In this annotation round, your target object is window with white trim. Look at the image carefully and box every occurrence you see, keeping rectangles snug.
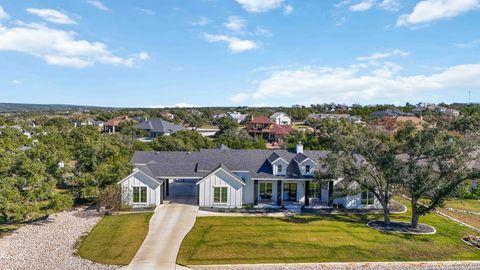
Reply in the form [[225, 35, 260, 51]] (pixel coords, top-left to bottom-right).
[[361, 191, 375, 205], [133, 186, 147, 203], [214, 187, 228, 203], [305, 164, 311, 173], [277, 164, 283, 173], [259, 182, 273, 201]]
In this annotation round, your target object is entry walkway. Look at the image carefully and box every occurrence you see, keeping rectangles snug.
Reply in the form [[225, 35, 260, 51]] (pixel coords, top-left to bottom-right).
[[126, 181, 199, 270]]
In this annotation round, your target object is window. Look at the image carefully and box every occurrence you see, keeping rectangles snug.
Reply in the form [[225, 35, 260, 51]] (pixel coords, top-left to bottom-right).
[[305, 165, 311, 173], [214, 187, 228, 204], [309, 181, 321, 198], [361, 191, 375, 205], [259, 182, 273, 201], [277, 164, 282, 173], [133, 187, 147, 203]]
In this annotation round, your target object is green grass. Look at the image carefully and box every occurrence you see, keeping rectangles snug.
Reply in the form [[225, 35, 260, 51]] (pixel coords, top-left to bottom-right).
[[77, 213, 153, 265], [445, 199, 480, 212], [0, 224, 20, 239], [178, 201, 480, 265]]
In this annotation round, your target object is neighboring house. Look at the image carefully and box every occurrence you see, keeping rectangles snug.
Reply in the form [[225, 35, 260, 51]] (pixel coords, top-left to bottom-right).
[[414, 103, 460, 117], [439, 107, 460, 117], [228, 111, 248, 123], [160, 111, 175, 120], [369, 116, 429, 133], [187, 127, 220, 137], [118, 144, 379, 209], [306, 113, 362, 124], [270, 112, 292, 126], [74, 119, 104, 131], [104, 116, 129, 133], [135, 118, 185, 138], [0, 125, 32, 138], [370, 109, 415, 119], [246, 116, 293, 143], [468, 155, 480, 192], [213, 111, 248, 123], [92, 120, 104, 131]]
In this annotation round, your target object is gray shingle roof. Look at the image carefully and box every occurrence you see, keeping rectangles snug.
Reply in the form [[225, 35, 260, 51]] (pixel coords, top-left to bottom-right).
[[270, 112, 289, 119], [135, 118, 185, 134], [131, 148, 329, 179], [370, 109, 414, 118]]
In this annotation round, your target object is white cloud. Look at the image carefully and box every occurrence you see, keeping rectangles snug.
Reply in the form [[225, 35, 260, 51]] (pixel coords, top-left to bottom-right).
[[283, 4, 294, 15], [397, 0, 480, 27], [356, 50, 409, 61], [454, 40, 480, 48], [136, 8, 155, 15], [349, 0, 375, 12], [138, 52, 150, 60], [203, 33, 259, 53], [378, 0, 401, 11], [231, 93, 251, 103], [192, 16, 209, 26], [256, 27, 273, 37], [231, 62, 480, 104], [0, 22, 147, 68], [235, 0, 284, 13], [26, 8, 77, 25], [223, 16, 246, 32], [11, 79, 20, 84], [87, 0, 109, 12], [0, 5, 9, 20], [335, 0, 352, 8]]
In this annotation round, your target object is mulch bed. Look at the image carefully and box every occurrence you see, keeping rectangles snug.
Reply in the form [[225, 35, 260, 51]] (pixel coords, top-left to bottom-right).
[[462, 235, 480, 249], [367, 220, 436, 234]]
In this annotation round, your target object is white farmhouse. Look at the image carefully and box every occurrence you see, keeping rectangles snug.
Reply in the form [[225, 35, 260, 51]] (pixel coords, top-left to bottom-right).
[[270, 112, 292, 126], [118, 144, 380, 210]]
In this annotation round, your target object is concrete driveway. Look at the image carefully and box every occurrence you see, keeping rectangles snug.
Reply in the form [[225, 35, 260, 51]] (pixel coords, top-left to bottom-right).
[[126, 181, 199, 270]]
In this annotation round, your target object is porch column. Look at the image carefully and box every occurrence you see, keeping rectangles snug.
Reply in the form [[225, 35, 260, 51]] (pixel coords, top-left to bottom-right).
[[166, 179, 170, 197], [277, 180, 282, 206], [253, 180, 258, 205], [304, 181, 310, 206], [160, 183, 164, 204]]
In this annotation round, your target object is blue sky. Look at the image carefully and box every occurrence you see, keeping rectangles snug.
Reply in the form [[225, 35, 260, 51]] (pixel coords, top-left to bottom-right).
[[0, 0, 479, 107]]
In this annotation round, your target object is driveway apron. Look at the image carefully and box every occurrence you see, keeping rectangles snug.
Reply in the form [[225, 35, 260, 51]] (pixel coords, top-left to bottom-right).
[[126, 181, 198, 270]]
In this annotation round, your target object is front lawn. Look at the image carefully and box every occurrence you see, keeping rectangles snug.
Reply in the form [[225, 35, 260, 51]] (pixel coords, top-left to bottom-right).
[[77, 213, 153, 265], [178, 206, 480, 265], [445, 199, 480, 212]]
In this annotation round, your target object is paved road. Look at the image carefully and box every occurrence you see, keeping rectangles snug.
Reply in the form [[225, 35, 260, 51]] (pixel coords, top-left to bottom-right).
[[126, 181, 199, 270]]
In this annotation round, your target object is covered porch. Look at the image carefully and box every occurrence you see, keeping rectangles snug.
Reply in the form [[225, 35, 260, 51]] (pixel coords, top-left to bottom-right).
[[252, 179, 330, 208]]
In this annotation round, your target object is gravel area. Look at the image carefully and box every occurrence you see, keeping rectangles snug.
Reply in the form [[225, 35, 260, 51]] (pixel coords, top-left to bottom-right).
[[0, 209, 120, 270], [191, 261, 480, 270]]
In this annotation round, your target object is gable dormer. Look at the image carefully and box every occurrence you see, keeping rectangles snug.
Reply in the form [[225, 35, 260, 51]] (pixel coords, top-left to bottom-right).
[[293, 152, 318, 176], [267, 152, 288, 176]]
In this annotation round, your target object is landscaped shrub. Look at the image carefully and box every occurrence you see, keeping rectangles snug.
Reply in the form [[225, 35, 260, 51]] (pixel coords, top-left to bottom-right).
[[463, 235, 480, 248], [98, 185, 122, 213], [48, 192, 74, 212]]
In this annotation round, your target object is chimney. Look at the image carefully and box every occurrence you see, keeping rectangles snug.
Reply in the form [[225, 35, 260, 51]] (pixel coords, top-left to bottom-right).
[[296, 142, 303, 154]]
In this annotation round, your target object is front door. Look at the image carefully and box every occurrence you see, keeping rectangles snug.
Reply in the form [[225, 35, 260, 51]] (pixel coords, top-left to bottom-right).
[[283, 183, 297, 201]]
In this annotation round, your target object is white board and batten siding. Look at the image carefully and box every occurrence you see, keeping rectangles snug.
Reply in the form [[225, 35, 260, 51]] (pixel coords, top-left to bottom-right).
[[198, 170, 243, 208], [119, 170, 162, 208]]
